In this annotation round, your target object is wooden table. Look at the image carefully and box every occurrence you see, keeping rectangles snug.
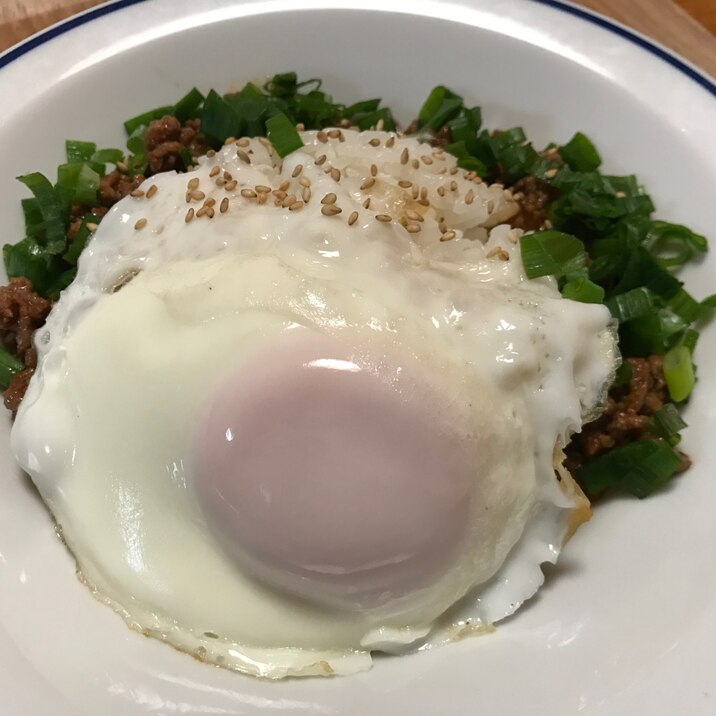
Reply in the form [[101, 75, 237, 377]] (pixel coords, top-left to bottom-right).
[[1, 0, 715, 78]]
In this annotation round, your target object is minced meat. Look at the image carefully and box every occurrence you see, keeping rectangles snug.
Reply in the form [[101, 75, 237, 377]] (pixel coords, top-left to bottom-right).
[[145, 115, 204, 174], [507, 176, 556, 232]]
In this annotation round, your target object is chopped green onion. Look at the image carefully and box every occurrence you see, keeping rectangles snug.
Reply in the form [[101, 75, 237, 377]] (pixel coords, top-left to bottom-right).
[[3, 238, 66, 297], [663, 345, 695, 402], [354, 108, 395, 131], [0, 347, 24, 390], [606, 287, 654, 322], [559, 132, 601, 172], [561, 276, 605, 303], [266, 112, 303, 157], [417, 85, 463, 131], [700, 294, 716, 309], [16, 173, 67, 254], [612, 360, 633, 386], [65, 140, 97, 164], [646, 403, 687, 444], [577, 439, 683, 498], [200, 90, 240, 146], [519, 230, 587, 280], [173, 87, 204, 122], [90, 148, 124, 165], [57, 163, 100, 206]]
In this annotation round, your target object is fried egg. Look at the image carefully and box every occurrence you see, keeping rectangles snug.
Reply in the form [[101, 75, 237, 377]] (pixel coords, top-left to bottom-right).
[[11, 130, 617, 678]]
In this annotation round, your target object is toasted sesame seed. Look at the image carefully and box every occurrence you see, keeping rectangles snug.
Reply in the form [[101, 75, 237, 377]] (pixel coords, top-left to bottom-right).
[[412, 159, 420, 170], [321, 204, 342, 216], [190, 190, 205, 201], [438, 222, 447, 233], [615, 190, 626, 198], [421, 155, 433, 165], [544, 219, 554, 229], [86, 222, 98, 231], [215, 178, 226, 187], [273, 190, 287, 200], [486, 199, 494, 212], [116, 161, 128, 173], [185, 208, 195, 223], [450, 180, 458, 191], [363, 197, 371, 209], [417, 198, 431, 207], [348, 211, 359, 226], [241, 188, 257, 199], [196, 206, 209, 218], [188, 177, 200, 190], [385, 135, 396, 148], [204, 198, 216, 208], [206, 150, 216, 158], [225, 137, 237, 145], [279, 180, 290, 192], [465, 189, 475, 205], [400, 148, 409, 165], [375, 214, 392, 223], [331, 168, 341, 182], [134, 218, 147, 230], [259, 137, 273, 149], [237, 137, 250, 147], [292, 164, 303, 178], [220, 197, 229, 213], [289, 201, 304, 211], [274, 199, 282, 207], [370, 164, 378, 177], [375, 118, 385, 131], [295, 122, 305, 131], [432, 148, 445, 157], [360, 177, 375, 190], [449, 167, 458, 175], [398, 180, 413, 188], [255, 185, 271, 194], [224, 171, 233, 181], [282, 194, 297, 208], [257, 193, 267, 205], [406, 222, 421, 233], [406, 209, 423, 222], [130, 189, 145, 198], [209, 166, 221, 177], [302, 187, 311, 202], [504, 189, 514, 200], [369, 138, 381, 147], [146, 184, 158, 198], [317, 131, 329, 144], [339, 118, 351, 128], [420, 187, 428, 200], [225, 180, 238, 191], [321, 192, 337, 205], [493, 183, 504, 190], [237, 149, 251, 164], [441, 230, 456, 241], [327, 129, 342, 139], [437, 186, 446, 197]]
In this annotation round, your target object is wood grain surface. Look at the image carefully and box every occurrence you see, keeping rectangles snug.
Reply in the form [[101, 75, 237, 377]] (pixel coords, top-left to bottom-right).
[[1, 0, 715, 77]]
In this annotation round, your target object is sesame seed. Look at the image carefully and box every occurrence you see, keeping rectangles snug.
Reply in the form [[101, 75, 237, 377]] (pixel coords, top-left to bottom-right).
[[86, 222, 98, 231], [220, 197, 229, 213], [204, 198, 216, 208], [441, 230, 456, 241], [292, 164, 303, 178], [130, 189, 145, 198], [273, 190, 287, 200], [224, 171, 233, 181], [400, 148, 409, 165], [340, 118, 351, 128], [321, 204, 342, 216], [370, 164, 378, 177], [225, 180, 238, 191], [237, 149, 251, 164], [289, 201, 304, 211], [185, 208, 195, 223], [420, 187, 428, 200], [116, 161, 128, 173], [188, 177, 200, 190], [375, 214, 392, 223], [274, 199, 282, 206], [615, 190, 626, 198], [206, 150, 216, 158], [465, 189, 475, 205], [385, 135, 396, 148], [421, 155, 433, 165], [257, 194, 267, 205], [282, 194, 297, 208], [259, 137, 273, 149], [196, 206, 209, 218], [317, 131, 329, 144], [437, 186, 446, 197], [398, 180, 413, 188], [369, 138, 381, 147], [327, 129, 342, 139], [544, 219, 554, 229], [331, 168, 341, 182], [321, 193, 337, 205], [449, 167, 458, 175], [363, 197, 371, 209], [255, 185, 271, 194], [450, 180, 458, 191], [487, 247, 510, 261], [209, 166, 221, 177], [504, 189, 514, 200], [215, 178, 225, 187], [406, 223, 421, 233], [486, 199, 494, 212], [406, 209, 423, 222], [146, 184, 158, 198], [348, 211, 359, 226], [134, 218, 147, 230], [295, 122, 305, 131], [190, 190, 205, 201], [237, 138, 250, 147], [375, 119, 385, 131], [302, 187, 311, 202], [360, 177, 375, 190], [279, 180, 290, 192], [241, 188, 257, 199], [412, 159, 420, 169], [225, 137, 237, 145], [418, 198, 430, 207], [411, 185, 419, 200]]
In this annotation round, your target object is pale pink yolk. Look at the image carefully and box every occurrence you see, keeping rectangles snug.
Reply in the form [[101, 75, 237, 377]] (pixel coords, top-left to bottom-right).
[[193, 331, 474, 610]]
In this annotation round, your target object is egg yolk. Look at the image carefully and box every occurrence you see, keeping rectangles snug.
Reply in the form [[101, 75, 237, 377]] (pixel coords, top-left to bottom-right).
[[193, 331, 474, 611]]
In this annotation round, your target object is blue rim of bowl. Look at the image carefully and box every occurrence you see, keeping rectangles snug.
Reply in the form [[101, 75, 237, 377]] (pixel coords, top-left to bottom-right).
[[0, 0, 714, 99]]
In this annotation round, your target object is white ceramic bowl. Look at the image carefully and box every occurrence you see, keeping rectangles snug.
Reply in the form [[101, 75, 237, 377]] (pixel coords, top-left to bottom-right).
[[0, 2, 714, 714]]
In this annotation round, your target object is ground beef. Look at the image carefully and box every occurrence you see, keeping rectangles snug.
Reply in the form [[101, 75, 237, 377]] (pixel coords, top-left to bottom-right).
[[0, 278, 52, 413], [67, 205, 108, 241], [564, 356, 691, 475], [98, 170, 145, 207], [144, 115, 204, 175], [507, 176, 556, 231]]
